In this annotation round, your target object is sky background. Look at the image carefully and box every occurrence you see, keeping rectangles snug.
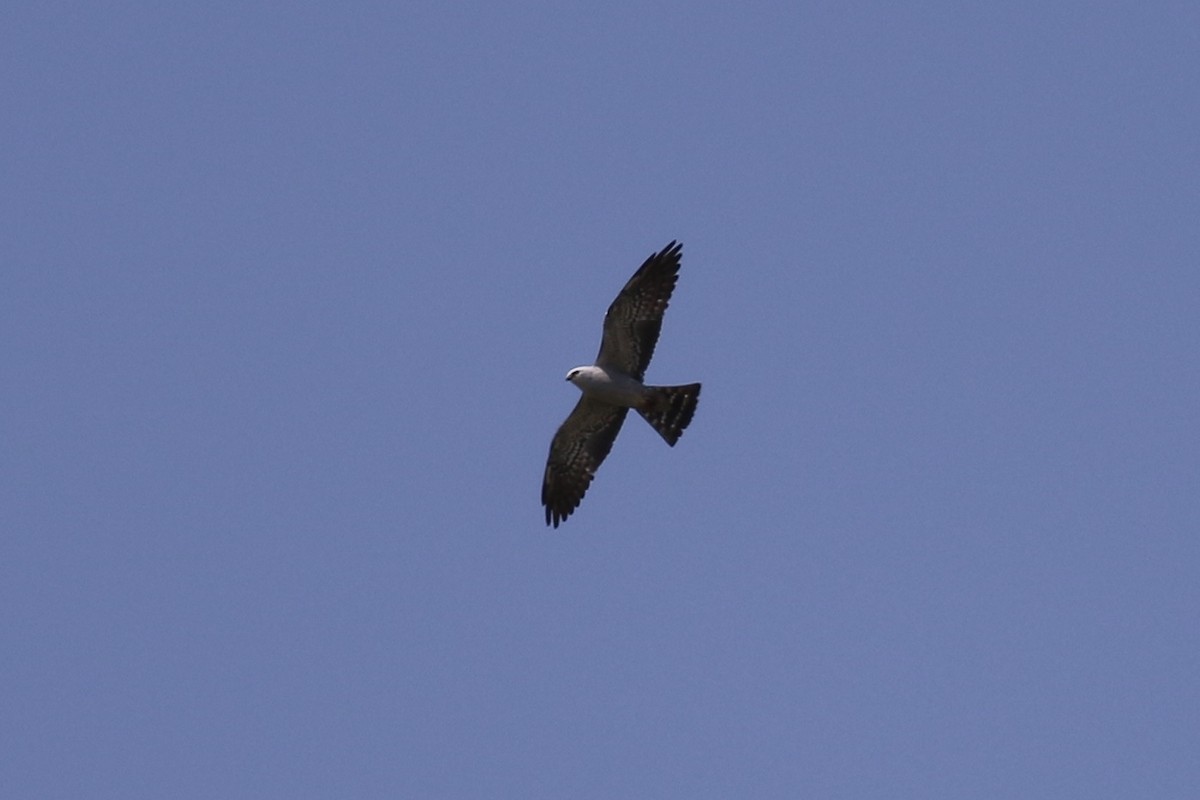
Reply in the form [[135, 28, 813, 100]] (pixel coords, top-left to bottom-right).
[[3, 2, 1198, 797]]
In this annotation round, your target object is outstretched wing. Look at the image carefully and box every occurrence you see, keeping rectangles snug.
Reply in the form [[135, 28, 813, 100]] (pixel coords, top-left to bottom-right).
[[542, 397, 629, 528], [595, 241, 683, 380]]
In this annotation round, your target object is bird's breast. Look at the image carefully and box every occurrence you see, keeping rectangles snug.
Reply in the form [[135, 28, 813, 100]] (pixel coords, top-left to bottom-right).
[[573, 368, 645, 407]]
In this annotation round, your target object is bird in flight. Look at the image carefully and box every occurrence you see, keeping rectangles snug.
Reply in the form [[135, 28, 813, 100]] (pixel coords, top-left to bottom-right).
[[541, 241, 701, 528]]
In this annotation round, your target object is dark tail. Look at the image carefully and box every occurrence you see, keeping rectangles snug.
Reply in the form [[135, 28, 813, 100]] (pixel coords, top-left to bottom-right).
[[638, 383, 701, 446]]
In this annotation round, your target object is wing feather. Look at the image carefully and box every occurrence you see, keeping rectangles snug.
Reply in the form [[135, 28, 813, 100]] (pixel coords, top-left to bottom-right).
[[595, 241, 683, 380], [542, 397, 629, 528]]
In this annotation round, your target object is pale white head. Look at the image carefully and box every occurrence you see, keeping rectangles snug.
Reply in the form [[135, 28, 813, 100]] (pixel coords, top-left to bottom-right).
[[565, 365, 610, 390]]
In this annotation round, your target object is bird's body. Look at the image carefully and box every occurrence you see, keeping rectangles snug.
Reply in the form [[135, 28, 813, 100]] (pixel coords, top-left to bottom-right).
[[565, 365, 650, 407], [542, 241, 701, 528]]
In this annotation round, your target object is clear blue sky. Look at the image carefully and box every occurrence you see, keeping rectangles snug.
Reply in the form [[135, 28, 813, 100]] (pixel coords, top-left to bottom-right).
[[3, 3, 1197, 797]]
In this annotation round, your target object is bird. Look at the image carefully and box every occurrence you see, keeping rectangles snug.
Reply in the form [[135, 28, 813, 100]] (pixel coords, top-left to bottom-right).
[[541, 241, 701, 528]]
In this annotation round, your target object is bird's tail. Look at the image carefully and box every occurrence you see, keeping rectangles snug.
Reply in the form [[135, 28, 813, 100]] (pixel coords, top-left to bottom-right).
[[638, 383, 701, 446]]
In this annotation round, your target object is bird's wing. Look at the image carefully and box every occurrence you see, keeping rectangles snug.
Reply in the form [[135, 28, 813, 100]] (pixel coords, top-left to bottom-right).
[[542, 396, 629, 528], [595, 241, 683, 380]]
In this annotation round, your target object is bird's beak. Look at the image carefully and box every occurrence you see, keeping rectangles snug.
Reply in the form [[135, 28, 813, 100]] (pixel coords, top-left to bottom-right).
[[565, 375, 572, 381]]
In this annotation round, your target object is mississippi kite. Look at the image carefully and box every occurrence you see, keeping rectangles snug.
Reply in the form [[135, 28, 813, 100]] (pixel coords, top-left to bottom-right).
[[541, 241, 701, 528]]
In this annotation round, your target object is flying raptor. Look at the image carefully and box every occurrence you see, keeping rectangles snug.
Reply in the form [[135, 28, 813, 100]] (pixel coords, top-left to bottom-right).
[[542, 241, 701, 528]]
